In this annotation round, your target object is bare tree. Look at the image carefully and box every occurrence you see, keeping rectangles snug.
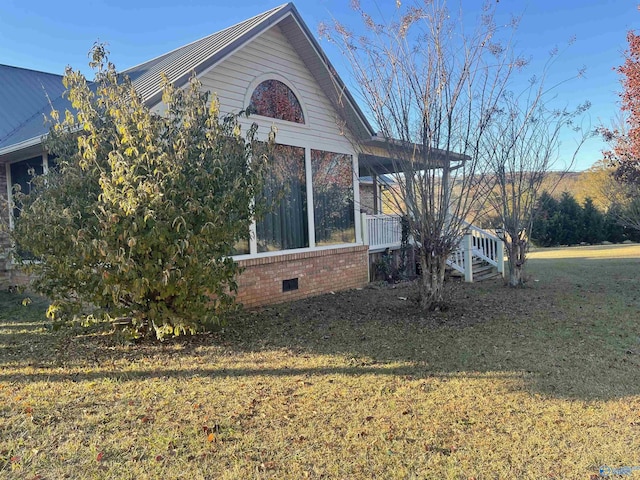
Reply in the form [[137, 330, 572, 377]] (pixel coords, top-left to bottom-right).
[[484, 89, 589, 286], [322, 0, 528, 309]]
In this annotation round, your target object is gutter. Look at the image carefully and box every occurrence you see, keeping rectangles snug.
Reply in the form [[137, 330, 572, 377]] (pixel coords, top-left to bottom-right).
[[0, 135, 45, 157]]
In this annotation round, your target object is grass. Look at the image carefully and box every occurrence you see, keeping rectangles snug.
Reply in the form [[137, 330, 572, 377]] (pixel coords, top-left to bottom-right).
[[1, 244, 640, 479]]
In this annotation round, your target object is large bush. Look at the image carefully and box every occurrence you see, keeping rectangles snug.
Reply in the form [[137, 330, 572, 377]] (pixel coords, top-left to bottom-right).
[[12, 46, 272, 339]]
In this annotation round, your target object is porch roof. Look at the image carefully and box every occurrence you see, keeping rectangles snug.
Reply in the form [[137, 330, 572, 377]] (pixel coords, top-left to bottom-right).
[[358, 136, 470, 176]]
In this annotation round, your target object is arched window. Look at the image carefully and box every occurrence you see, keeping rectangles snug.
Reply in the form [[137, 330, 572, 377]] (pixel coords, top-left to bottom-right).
[[249, 79, 305, 123]]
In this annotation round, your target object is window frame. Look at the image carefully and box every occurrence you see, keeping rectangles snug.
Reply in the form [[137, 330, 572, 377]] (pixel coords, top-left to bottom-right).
[[311, 149, 356, 247], [232, 138, 361, 261], [244, 73, 309, 129]]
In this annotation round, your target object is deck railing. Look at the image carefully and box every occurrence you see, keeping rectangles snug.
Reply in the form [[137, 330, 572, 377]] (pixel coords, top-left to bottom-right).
[[361, 213, 402, 251], [362, 213, 504, 282]]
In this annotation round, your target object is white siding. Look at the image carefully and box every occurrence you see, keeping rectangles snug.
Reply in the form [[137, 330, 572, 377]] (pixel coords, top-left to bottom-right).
[[198, 25, 356, 155]]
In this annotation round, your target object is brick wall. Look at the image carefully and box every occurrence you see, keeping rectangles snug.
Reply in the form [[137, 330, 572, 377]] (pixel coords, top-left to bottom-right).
[[235, 245, 369, 308], [359, 184, 375, 214]]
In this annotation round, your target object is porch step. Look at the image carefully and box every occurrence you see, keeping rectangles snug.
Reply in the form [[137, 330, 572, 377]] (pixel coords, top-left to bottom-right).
[[473, 266, 502, 281], [448, 259, 501, 282]]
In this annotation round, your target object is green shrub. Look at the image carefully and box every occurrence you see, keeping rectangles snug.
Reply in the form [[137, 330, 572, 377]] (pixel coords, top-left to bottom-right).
[[12, 45, 272, 339]]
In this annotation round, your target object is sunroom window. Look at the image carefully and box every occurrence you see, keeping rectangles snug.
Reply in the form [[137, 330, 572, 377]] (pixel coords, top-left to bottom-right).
[[256, 144, 308, 252], [311, 150, 355, 245]]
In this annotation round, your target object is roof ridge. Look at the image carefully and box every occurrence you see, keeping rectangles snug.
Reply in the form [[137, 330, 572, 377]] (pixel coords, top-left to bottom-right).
[[0, 63, 63, 78], [122, 3, 290, 75], [124, 2, 295, 105]]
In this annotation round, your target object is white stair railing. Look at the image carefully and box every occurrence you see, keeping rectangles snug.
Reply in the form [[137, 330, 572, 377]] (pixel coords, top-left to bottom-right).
[[447, 222, 504, 282]]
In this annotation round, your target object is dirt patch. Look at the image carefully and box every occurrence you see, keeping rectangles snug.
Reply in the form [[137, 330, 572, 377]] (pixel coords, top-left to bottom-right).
[[255, 276, 551, 330]]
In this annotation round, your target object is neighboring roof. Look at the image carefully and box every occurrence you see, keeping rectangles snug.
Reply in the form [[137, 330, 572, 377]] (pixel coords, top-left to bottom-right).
[[0, 65, 66, 150], [359, 174, 396, 186]]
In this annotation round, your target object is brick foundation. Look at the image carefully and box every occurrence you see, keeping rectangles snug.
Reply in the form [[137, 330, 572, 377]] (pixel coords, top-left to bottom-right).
[[235, 245, 369, 308], [0, 215, 371, 306]]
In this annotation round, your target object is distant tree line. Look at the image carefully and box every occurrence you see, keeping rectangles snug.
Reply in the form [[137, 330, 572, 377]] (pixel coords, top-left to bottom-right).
[[530, 191, 640, 247]]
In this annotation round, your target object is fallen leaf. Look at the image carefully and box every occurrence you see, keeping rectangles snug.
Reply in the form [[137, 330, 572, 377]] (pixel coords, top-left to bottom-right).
[[96, 452, 104, 462], [207, 433, 215, 443], [261, 461, 277, 471]]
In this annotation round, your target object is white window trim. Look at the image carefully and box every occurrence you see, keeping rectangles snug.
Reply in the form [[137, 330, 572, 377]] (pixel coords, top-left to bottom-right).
[[242, 142, 361, 259], [232, 241, 361, 262], [305, 146, 316, 249]]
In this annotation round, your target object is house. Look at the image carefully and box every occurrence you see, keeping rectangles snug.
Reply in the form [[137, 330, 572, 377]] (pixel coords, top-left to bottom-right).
[[0, 3, 502, 306]]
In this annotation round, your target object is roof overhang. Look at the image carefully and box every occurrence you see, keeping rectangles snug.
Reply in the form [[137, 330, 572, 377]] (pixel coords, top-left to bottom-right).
[[358, 136, 470, 176], [0, 136, 46, 162]]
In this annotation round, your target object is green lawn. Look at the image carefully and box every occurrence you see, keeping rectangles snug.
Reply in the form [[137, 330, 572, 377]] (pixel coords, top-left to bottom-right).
[[1, 244, 640, 479]]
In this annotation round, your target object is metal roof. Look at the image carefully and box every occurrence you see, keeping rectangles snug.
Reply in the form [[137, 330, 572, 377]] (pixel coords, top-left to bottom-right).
[[0, 65, 66, 149], [1, 2, 376, 156], [123, 4, 291, 106]]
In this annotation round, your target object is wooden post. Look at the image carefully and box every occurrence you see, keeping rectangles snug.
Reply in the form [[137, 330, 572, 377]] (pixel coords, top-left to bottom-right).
[[361, 213, 369, 246], [442, 160, 451, 221], [464, 233, 473, 283]]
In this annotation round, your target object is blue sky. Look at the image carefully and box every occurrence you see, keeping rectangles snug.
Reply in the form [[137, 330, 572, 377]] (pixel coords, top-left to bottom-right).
[[1, 0, 637, 171]]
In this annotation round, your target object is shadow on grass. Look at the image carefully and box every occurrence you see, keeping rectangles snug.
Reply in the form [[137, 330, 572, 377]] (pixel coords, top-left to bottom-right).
[[0, 364, 522, 383], [1, 253, 639, 401]]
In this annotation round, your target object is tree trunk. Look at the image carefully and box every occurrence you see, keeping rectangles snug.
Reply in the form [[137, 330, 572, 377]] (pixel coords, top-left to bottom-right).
[[419, 251, 447, 310], [507, 238, 527, 286]]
